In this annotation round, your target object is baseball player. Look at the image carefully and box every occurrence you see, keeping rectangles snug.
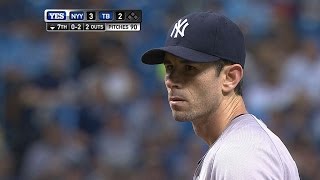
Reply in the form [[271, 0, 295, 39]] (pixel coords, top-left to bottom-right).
[[141, 11, 300, 179]]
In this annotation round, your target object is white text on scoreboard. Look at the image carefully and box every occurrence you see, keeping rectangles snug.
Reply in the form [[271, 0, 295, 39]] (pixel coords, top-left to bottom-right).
[[106, 23, 140, 31], [46, 23, 141, 32], [45, 9, 142, 32]]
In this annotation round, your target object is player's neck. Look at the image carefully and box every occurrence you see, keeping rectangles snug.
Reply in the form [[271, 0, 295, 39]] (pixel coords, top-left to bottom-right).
[[191, 95, 247, 146]]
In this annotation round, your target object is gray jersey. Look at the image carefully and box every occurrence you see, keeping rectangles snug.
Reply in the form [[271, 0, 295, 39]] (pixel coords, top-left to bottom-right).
[[193, 114, 300, 180]]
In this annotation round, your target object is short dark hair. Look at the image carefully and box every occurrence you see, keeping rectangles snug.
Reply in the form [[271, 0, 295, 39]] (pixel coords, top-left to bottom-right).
[[212, 59, 243, 96]]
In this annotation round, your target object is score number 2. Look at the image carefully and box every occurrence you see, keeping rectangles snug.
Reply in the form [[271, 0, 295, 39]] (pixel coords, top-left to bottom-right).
[[116, 11, 125, 20]]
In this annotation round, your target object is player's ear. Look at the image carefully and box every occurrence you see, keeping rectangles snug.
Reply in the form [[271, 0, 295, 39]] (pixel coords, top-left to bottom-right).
[[221, 64, 243, 95]]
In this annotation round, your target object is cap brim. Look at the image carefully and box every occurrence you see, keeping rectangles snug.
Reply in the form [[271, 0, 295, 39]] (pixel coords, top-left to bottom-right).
[[141, 46, 220, 64]]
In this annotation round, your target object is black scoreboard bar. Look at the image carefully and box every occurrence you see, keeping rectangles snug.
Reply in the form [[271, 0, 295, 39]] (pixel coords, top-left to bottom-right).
[[44, 9, 142, 32]]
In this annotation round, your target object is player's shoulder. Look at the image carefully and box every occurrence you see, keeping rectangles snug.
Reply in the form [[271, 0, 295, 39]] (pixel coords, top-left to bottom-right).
[[218, 114, 285, 157], [211, 114, 299, 179], [198, 114, 300, 180], [222, 114, 275, 144]]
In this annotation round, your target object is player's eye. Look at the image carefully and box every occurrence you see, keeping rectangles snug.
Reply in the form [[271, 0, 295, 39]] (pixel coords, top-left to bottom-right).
[[165, 64, 174, 72], [185, 65, 196, 72]]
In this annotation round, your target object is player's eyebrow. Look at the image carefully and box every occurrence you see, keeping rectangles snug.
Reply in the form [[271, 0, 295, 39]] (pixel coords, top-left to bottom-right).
[[163, 59, 169, 64], [163, 58, 172, 64]]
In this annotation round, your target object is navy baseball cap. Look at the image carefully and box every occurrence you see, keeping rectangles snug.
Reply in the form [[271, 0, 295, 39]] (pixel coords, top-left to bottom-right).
[[141, 11, 246, 67]]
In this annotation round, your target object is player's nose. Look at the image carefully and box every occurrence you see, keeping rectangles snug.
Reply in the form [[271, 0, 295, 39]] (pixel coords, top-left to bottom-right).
[[165, 71, 182, 89]]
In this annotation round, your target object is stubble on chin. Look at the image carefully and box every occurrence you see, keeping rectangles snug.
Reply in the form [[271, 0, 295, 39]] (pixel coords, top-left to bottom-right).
[[171, 110, 195, 122]]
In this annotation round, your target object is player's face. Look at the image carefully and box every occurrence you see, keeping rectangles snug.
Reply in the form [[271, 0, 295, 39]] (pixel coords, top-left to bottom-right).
[[164, 53, 223, 122]]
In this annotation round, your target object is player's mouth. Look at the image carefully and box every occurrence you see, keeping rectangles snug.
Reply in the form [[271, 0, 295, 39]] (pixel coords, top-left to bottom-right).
[[168, 96, 187, 107]]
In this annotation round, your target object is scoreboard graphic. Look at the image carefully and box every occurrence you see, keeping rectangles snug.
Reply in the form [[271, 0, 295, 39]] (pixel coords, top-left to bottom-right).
[[44, 9, 142, 32]]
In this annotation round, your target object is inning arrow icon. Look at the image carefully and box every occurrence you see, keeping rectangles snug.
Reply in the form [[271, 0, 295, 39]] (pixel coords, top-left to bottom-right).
[[50, 26, 55, 30]]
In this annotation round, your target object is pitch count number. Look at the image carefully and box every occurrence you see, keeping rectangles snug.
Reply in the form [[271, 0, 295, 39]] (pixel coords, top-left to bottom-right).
[[130, 24, 138, 30]]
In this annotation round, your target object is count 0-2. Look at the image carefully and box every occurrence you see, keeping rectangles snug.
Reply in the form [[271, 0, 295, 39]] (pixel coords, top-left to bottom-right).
[[70, 23, 83, 30]]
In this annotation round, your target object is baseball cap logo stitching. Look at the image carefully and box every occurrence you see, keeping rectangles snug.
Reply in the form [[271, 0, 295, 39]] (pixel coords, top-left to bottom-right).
[[170, 18, 189, 38]]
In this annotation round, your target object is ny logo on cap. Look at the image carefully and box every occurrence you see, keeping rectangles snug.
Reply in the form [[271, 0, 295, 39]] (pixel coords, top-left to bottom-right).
[[170, 18, 189, 38]]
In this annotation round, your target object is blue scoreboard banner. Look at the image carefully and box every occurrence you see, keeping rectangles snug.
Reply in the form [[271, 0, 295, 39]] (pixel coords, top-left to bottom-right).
[[44, 9, 142, 32]]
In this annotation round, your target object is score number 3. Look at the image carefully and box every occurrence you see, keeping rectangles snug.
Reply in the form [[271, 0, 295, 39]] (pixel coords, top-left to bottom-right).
[[86, 11, 96, 20]]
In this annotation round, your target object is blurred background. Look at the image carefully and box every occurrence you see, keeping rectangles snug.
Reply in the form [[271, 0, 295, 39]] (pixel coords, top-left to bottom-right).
[[0, 0, 319, 179]]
